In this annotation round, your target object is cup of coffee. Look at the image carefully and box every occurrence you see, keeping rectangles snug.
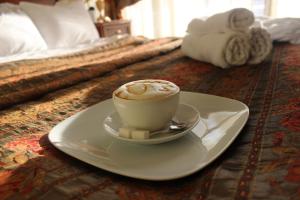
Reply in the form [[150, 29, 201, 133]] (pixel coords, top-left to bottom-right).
[[112, 79, 180, 132]]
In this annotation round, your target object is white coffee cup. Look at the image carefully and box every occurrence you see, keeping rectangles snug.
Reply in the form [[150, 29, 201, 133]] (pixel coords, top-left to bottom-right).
[[112, 79, 180, 132]]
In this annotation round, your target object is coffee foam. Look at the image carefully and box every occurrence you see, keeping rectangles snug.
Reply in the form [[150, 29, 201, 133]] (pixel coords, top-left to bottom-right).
[[114, 80, 179, 100]]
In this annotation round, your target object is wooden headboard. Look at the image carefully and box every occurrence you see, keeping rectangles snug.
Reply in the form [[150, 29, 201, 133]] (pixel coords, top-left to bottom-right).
[[0, 0, 56, 5]]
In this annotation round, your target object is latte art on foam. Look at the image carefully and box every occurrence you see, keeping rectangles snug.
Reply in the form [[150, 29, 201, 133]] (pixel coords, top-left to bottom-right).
[[114, 80, 179, 100]]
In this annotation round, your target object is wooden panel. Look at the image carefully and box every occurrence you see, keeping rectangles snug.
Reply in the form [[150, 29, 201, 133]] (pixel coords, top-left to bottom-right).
[[95, 20, 131, 37], [0, 0, 56, 5]]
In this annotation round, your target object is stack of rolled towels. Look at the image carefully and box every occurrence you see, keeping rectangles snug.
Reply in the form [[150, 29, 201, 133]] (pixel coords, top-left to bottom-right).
[[181, 8, 272, 68]]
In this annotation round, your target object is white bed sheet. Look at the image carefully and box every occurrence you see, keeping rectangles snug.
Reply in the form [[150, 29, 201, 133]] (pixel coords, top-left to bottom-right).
[[0, 35, 127, 64], [254, 17, 300, 44]]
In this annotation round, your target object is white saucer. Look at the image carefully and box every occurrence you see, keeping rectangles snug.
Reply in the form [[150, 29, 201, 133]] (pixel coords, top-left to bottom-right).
[[103, 104, 201, 144], [48, 91, 249, 181]]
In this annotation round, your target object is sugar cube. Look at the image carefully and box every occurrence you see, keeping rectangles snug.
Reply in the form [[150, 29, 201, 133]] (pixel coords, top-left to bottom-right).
[[118, 127, 132, 138], [131, 130, 150, 139]]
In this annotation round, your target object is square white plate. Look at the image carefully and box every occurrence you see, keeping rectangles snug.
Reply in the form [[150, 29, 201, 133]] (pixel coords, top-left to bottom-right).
[[48, 91, 249, 181]]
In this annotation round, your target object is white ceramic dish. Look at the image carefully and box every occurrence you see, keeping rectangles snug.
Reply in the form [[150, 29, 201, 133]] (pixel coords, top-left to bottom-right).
[[48, 91, 249, 181], [103, 103, 201, 144]]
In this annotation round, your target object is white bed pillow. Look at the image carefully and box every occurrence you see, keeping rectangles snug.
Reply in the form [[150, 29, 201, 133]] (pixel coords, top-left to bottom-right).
[[0, 3, 47, 57], [20, 0, 100, 49]]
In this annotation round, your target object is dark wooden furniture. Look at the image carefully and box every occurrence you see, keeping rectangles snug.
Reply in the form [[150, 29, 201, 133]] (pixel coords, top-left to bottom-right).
[[95, 20, 131, 37]]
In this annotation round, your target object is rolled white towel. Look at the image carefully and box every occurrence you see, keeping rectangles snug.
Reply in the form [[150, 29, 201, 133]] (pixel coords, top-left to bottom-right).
[[248, 27, 272, 64], [187, 8, 255, 36], [181, 32, 250, 68], [187, 18, 206, 36]]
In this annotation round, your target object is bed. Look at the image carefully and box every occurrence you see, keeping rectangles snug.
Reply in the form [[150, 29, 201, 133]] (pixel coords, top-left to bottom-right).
[[0, 0, 300, 199]]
